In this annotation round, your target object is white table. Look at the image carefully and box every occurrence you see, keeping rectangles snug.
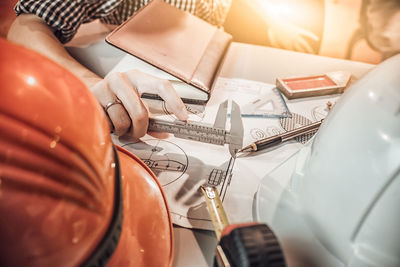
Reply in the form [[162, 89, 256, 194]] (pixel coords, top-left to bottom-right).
[[171, 43, 373, 267], [67, 36, 373, 266]]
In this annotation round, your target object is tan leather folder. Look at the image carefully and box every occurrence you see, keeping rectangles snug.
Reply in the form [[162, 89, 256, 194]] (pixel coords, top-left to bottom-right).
[[105, 0, 232, 104]]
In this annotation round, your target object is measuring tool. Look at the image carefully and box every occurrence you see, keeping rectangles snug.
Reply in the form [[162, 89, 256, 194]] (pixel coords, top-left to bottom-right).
[[240, 87, 291, 118], [201, 185, 230, 240], [214, 78, 291, 118], [200, 185, 287, 267], [148, 100, 244, 157]]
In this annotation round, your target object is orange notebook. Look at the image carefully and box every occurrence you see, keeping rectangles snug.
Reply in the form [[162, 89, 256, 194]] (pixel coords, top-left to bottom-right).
[[106, 0, 232, 104]]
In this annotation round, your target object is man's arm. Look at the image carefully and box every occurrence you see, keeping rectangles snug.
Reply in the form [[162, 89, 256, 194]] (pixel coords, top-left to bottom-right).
[[8, 14, 102, 88], [242, 0, 320, 54], [7, 14, 188, 138]]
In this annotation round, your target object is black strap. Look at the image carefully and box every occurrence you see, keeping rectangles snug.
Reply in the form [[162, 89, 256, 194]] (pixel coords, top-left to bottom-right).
[[81, 146, 123, 267]]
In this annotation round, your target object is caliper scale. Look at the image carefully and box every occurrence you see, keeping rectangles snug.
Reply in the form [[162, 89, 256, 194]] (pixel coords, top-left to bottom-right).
[[148, 100, 244, 157]]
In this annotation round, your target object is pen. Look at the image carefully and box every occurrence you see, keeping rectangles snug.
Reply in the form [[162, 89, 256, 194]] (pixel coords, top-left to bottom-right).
[[238, 119, 323, 153]]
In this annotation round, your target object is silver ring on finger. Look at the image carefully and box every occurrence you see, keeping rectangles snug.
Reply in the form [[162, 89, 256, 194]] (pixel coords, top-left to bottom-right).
[[104, 98, 122, 112]]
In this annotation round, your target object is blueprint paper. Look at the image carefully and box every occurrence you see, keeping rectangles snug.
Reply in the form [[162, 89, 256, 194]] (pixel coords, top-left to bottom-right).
[[113, 77, 340, 230]]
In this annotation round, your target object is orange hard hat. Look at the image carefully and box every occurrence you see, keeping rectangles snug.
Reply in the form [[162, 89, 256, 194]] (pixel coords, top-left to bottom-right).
[[0, 38, 173, 267]]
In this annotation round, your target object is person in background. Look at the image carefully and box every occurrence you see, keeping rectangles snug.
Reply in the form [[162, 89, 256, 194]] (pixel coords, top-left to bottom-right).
[[363, 0, 400, 60], [346, 0, 400, 61], [7, 0, 232, 140], [223, 0, 324, 54]]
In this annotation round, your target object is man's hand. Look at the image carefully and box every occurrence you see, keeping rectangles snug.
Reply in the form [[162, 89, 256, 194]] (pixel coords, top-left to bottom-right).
[[247, 0, 320, 54], [267, 20, 320, 54], [8, 15, 187, 140], [91, 70, 188, 139]]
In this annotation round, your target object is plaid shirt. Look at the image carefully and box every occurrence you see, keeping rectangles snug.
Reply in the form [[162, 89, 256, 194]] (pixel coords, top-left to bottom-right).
[[15, 0, 231, 43]]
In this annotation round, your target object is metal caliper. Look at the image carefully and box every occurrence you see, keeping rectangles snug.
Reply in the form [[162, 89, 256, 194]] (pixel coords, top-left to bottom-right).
[[148, 100, 244, 158]]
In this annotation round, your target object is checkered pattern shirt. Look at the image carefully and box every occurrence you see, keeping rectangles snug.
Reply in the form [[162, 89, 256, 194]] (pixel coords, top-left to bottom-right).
[[15, 0, 231, 43]]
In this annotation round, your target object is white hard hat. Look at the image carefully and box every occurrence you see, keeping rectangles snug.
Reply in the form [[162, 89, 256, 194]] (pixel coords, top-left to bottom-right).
[[254, 54, 400, 267]]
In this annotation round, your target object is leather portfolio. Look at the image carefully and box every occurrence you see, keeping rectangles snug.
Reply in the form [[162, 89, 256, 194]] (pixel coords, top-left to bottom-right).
[[105, 0, 232, 104]]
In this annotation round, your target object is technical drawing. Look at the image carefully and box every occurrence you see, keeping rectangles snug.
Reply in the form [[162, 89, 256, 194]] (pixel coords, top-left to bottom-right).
[[249, 126, 283, 142], [111, 78, 333, 230], [208, 168, 226, 186], [265, 126, 283, 137], [250, 128, 267, 140], [120, 137, 236, 229], [122, 138, 188, 186]]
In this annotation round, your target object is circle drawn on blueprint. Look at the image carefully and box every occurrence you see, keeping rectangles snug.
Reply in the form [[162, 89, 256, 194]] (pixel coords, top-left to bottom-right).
[[250, 128, 267, 140], [280, 113, 316, 144], [122, 138, 188, 186], [265, 126, 283, 137]]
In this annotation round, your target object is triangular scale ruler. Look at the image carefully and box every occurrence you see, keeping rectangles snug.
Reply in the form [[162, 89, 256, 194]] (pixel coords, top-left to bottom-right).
[[214, 78, 291, 118], [241, 87, 291, 118]]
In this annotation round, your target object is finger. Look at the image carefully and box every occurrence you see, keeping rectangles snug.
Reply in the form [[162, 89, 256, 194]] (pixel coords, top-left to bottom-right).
[[91, 79, 131, 136], [125, 70, 188, 121], [104, 112, 114, 132], [159, 80, 188, 121], [267, 29, 278, 47], [298, 28, 320, 42], [118, 134, 140, 144], [268, 30, 287, 49], [294, 37, 315, 54], [107, 72, 149, 138], [148, 131, 170, 139], [105, 100, 132, 136]]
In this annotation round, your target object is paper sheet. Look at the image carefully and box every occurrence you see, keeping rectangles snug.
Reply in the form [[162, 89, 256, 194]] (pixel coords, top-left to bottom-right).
[[113, 77, 340, 230]]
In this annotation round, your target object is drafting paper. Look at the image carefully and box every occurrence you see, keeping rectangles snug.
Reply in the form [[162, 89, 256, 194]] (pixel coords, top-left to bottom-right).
[[113, 77, 340, 230]]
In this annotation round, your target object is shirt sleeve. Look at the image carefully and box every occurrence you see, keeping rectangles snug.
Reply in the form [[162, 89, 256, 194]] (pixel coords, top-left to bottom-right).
[[194, 0, 232, 27], [14, 0, 122, 43]]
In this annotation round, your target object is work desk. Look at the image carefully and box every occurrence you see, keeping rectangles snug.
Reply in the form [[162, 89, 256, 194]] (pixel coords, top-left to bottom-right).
[[171, 43, 373, 267], [67, 35, 374, 266]]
